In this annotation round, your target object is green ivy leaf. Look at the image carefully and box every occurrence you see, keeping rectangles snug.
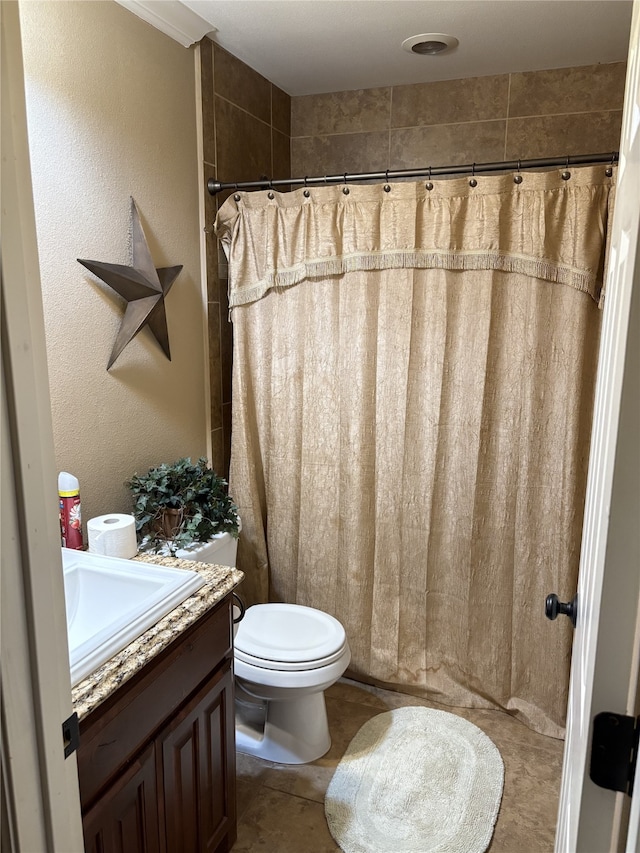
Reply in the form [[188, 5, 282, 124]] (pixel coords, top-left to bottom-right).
[[125, 457, 239, 551]]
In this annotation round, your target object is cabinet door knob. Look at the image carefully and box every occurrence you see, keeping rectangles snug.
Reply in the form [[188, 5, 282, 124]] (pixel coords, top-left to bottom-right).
[[545, 593, 578, 628]]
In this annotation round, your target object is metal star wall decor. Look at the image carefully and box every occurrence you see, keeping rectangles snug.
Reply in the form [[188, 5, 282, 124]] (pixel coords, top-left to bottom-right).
[[78, 198, 182, 370]]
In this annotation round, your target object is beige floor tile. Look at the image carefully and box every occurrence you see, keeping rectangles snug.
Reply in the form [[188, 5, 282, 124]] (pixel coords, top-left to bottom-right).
[[490, 748, 561, 851], [236, 780, 262, 823], [331, 678, 563, 759], [236, 750, 277, 785], [232, 787, 340, 852], [326, 677, 413, 708], [234, 677, 562, 852], [327, 676, 452, 712]]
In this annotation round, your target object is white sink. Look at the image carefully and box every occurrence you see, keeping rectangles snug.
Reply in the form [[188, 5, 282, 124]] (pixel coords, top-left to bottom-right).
[[62, 548, 204, 686]]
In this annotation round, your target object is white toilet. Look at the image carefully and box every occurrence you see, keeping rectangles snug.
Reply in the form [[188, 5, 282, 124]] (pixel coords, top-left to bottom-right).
[[233, 603, 351, 764]]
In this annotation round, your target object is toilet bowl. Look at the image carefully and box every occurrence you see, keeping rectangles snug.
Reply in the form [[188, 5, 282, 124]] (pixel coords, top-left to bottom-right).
[[233, 603, 351, 764]]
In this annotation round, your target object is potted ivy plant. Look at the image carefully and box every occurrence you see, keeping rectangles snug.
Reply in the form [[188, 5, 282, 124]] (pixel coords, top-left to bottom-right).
[[126, 457, 239, 555]]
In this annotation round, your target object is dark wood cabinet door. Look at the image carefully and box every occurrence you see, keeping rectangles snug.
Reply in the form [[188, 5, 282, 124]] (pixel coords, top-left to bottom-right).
[[83, 743, 160, 853], [159, 661, 236, 853], [78, 597, 232, 811]]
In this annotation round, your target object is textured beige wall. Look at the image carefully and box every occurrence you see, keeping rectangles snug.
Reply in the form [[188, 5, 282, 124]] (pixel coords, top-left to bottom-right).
[[20, 1, 207, 531], [291, 63, 626, 176]]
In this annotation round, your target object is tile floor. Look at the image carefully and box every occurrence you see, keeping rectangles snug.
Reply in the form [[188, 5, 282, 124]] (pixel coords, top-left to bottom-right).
[[231, 677, 563, 852]]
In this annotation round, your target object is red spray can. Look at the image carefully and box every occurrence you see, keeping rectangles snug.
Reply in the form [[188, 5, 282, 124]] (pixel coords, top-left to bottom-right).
[[58, 472, 83, 550]]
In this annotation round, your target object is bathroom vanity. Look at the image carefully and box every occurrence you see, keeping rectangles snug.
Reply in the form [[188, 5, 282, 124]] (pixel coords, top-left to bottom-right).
[[72, 556, 243, 853]]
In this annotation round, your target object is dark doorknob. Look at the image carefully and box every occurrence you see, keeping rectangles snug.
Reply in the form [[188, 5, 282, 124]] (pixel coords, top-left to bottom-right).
[[545, 593, 578, 627]]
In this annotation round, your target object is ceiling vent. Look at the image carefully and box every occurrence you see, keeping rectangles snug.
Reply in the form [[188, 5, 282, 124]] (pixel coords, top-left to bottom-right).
[[401, 33, 459, 56]]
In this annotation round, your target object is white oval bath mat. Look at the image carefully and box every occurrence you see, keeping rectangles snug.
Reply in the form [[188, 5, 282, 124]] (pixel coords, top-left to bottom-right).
[[325, 706, 504, 853]]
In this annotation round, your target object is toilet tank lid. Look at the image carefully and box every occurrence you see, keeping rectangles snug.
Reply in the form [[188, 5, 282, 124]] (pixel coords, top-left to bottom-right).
[[234, 603, 346, 664]]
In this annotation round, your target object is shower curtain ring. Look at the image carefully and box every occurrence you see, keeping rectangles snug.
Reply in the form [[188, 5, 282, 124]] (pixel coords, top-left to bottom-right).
[[343, 173, 350, 195], [562, 156, 571, 181], [426, 166, 433, 191], [267, 177, 275, 199], [303, 176, 310, 197], [514, 159, 523, 184], [233, 183, 241, 202], [384, 170, 391, 192], [469, 163, 477, 188], [606, 153, 615, 177]]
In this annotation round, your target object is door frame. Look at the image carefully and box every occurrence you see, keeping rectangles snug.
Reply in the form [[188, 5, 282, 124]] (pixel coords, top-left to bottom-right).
[[555, 1, 640, 849], [1, 2, 84, 849], [2, 0, 638, 848]]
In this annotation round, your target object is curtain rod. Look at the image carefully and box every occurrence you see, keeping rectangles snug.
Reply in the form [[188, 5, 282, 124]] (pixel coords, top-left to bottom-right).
[[207, 151, 618, 196]]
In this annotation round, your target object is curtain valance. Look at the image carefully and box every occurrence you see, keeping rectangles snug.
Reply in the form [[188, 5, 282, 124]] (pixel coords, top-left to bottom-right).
[[214, 166, 615, 310]]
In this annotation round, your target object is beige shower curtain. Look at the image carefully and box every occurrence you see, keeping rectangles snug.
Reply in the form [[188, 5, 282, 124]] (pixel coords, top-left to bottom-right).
[[215, 166, 615, 737]]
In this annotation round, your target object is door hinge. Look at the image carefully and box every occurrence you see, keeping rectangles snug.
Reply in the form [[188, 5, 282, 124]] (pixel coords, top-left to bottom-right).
[[62, 712, 80, 759], [589, 712, 639, 796]]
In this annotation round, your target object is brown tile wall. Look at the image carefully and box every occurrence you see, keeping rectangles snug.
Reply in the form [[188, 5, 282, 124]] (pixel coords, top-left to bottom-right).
[[199, 39, 291, 478], [291, 62, 625, 176]]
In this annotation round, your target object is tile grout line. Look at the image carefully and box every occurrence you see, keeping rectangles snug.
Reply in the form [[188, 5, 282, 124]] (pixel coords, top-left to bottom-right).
[[505, 73, 512, 160], [215, 92, 273, 130], [210, 44, 217, 176], [388, 86, 393, 168], [212, 46, 219, 187], [257, 780, 329, 806], [288, 107, 623, 143], [210, 46, 225, 457]]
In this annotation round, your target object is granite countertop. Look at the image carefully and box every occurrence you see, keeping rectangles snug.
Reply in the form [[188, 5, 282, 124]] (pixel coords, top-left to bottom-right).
[[71, 555, 244, 720]]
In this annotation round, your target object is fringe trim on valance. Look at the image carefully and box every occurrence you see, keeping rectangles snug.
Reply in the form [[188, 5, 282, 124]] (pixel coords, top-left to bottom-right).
[[228, 249, 601, 309]]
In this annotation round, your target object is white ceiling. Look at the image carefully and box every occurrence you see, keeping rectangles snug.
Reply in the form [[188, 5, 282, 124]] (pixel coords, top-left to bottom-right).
[[182, 0, 633, 96]]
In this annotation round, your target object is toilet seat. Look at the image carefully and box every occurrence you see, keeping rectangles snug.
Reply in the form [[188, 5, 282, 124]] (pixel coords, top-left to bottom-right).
[[234, 603, 346, 671], [235, 642, 348, 671]]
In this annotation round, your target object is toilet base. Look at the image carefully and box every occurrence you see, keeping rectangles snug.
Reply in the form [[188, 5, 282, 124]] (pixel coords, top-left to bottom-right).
[[235, 689, 331, 764]]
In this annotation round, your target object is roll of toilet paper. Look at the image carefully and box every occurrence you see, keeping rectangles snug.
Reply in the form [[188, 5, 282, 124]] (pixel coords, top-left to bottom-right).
[[87, 514, 138, 559]]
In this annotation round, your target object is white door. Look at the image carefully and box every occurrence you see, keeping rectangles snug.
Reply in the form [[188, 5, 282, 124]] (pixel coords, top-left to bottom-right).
[[556, 2, 640, 850]]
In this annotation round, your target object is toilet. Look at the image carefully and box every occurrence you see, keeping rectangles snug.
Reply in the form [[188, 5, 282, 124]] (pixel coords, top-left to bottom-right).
[[233, 603, 351, 764]]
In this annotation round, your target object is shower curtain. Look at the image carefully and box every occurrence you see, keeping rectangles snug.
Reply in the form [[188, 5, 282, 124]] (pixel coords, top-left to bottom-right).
[[215, 166, 615, 737]]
